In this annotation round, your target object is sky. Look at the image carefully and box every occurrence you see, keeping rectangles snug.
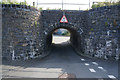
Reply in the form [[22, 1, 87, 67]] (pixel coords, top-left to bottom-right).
[[1, 0, 119, 10], [18, 0, 106, 10]]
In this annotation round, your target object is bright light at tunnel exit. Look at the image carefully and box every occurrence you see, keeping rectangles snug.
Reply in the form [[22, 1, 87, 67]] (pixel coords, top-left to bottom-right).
[[52, 28, 70, 44]]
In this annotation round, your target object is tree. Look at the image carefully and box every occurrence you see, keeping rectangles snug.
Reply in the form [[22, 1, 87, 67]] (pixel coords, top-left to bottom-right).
[[91, 0, 120, 9]]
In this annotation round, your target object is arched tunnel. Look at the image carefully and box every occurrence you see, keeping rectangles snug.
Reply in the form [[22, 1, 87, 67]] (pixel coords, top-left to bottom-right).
[[44, 23, 83, 56]]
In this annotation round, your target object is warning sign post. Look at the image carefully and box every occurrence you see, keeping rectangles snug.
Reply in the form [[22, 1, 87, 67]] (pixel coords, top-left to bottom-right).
[[60, 15, 68, 23]]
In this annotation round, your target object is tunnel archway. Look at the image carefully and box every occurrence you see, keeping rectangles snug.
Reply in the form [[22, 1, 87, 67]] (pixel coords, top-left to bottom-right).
[[44, 23, 83, 56]]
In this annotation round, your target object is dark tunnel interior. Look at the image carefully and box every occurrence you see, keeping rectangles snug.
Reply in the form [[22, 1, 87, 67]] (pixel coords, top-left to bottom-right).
[[45, 26, 82, 53]]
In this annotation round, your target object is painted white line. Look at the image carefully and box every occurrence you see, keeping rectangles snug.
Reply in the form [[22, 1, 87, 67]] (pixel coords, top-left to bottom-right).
[[108, 75, 116, 79], [98, 67, 104, 69], [92, 62, 98, 65], [81, 59, 85, 61], [98, 67, 106, 72], [89, 68, 96, 72], [85, 63, 89, 66]]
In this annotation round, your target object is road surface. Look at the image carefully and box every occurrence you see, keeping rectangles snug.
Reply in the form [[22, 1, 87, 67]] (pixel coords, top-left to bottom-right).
[[2, 36, 119, 79], [52, 35, 70, 44]]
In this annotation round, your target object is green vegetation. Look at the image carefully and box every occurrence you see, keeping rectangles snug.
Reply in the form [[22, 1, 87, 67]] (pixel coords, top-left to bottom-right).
[[62, 32, 70, 36], [90, 28, 94, 31], [46, 8, 61, 10], [34, 21, 37, 27], [65, 32, 70, 36], [19, 0, 27, 5], [38, 7, 62, 11], [38, 7, 43, 11], [0, 0, 27, 5], [105, 22, 108, 26], [0, 0, 42, 10], [92, 0, 120, 8]]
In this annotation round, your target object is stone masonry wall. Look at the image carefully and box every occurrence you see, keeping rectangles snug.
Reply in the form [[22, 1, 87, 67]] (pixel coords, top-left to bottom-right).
[[38, 10, 88, 56], [2, 4, 120, 60], [84, 5, 120, 60], [2, 4, 41, 60]]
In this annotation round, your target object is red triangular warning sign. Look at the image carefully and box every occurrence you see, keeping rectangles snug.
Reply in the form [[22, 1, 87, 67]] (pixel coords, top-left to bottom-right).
[[60, 15, 68, 23]]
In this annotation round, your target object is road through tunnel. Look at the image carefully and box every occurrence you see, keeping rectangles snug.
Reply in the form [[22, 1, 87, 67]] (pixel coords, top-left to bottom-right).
[[44, 23, 83, 56]]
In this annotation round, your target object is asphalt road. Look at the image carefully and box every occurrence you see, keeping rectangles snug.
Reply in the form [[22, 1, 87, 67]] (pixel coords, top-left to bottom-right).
[[52, 35, 70, 44], [2, 36, 119, 79]]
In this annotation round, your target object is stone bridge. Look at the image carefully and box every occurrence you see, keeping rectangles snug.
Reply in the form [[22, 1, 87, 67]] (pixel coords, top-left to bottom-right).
[[2, 4, 120, 60]]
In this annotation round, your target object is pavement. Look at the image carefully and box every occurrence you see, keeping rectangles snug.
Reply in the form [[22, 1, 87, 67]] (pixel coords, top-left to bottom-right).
[[2, 36, 119, 79]]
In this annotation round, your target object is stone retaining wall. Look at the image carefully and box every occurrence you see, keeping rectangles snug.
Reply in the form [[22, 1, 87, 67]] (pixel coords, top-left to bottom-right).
[[84, 5, 120, 60], [2, 4, 41, 60], [2, 4, 120, 60]]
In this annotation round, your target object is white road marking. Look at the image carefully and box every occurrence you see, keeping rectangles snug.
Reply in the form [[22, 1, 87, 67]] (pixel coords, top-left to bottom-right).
[[108, 75, 116, 79], [81, 59, 85, 61], [98, 67, 106, 72], [92, 62, 98, 65], [89, 68, 96, 72], [98, 67, 104, 69], [85, 63, 89, 66]]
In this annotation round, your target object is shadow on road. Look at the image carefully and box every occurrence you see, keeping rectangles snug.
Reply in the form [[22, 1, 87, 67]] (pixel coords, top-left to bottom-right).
[[2, 41, 81, 67], [2, 42, 118, 78]]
